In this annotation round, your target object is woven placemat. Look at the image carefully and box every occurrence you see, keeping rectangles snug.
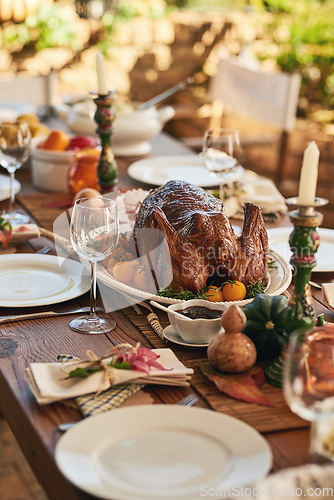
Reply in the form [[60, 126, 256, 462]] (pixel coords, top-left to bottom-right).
[[122, 306, 309, 434]]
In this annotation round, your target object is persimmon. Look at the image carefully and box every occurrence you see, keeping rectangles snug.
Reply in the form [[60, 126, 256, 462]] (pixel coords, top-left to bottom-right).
[[112, 260, 136, 284], [41, 129, 69, 151], [133, 265, 151, 290], [222, 281, 247, 301], [107, 249, 134, 272], [205, 286, 224, 302]]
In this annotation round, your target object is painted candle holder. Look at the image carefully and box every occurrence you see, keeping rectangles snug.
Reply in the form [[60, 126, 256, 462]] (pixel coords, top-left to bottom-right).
[[92, 91, 118, 191], [284, 197, 328, 334]]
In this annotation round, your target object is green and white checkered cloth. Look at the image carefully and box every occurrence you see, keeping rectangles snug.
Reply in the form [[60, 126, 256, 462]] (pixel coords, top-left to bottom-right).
[[57, 355, 145, 418]]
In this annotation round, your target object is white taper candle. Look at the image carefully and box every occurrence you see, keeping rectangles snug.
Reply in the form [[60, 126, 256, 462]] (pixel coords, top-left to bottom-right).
[[297, 141, 320, 206], [96, 51, 108, 95]]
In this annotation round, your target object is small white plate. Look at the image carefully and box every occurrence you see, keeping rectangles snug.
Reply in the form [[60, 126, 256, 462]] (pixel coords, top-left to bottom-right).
[[0, 173, 21, 202], [0, 254, 90, 307], [55, 404, 272, 500], [267, 227, 334, 273], [163, 325, 214, 347], [127, 155, 244, 188]]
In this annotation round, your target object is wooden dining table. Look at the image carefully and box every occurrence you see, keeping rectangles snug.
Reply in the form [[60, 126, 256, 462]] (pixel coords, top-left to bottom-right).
[[0, 131, 333, 500]]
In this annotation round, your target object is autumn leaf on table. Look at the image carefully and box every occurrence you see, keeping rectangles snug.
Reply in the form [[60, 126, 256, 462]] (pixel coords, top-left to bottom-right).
[[199, 362, 272, 406]]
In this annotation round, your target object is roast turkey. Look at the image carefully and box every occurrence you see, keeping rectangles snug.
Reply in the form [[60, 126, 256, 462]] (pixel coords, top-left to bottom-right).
[[134, 180, 269, 292]]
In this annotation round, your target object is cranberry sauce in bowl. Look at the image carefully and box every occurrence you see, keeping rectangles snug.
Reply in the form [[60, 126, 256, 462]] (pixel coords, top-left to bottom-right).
[[175, 306, 222, 320], [167, 299, 226, 344]]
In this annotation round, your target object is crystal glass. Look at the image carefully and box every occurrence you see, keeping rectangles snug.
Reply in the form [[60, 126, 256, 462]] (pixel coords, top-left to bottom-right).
[[69, 196, 119, 334], [283, 325, 334, 460], [0, 121, 31, 224], [202, 128, 243, 200]]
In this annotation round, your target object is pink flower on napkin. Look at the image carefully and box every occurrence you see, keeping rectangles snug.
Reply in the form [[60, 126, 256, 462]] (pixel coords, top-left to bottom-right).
[[113, 346, 170, 374]]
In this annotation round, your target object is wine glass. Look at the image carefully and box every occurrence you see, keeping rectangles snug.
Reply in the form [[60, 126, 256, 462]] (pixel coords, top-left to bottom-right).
[[202, 128, 243, 200], [0, 121, 31, 224], [283, 324, 334, 460], [69, 196, 119, 334]]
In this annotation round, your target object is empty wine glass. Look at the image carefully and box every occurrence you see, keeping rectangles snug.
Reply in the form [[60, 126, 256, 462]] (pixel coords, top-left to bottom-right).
[[69, 196, 119, 334], [202, 128, 243, 200], [0, 121, 31, 224], [283, 324, 334, 461]]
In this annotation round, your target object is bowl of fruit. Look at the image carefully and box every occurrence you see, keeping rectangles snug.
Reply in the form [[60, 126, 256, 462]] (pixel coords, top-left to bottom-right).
[[57, 100, 175, 156], [30, 129, 99, 193]]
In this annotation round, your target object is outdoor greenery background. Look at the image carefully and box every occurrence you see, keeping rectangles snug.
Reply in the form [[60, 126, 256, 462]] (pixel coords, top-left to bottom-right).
[[0, 0, 333, 126]]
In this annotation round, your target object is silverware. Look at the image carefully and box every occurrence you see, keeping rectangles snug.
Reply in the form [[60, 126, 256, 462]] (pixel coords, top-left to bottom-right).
[[176, 393, 198, 407], [58, 422, 77, 432], [0, 307, 103, 324], [136, 76, 194, 110], [57, 393, 198, 432], [36, 245, 51, 255]]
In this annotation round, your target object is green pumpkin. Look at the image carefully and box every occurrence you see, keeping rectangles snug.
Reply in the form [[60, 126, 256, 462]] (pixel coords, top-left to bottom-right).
[[242, 294, 289, 362]]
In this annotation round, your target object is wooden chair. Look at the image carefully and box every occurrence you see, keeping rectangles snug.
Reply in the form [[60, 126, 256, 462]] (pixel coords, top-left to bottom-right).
[[0, 72, 59, 110], [208, 55, 301, 183]]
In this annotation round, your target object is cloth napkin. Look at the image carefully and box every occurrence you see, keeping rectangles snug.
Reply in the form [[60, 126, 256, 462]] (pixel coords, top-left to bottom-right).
[[26, 348, 193, 405], [11, 223, 40, 243], [223, 169, 287, 219], [54, 354, 147, 417], [322, 283, 334, 311]]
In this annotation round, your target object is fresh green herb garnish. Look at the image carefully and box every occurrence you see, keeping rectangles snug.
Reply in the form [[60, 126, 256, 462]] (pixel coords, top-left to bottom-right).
[[108, 360, 132, 370], [157, 285, 208, 301], [0, 217, 12, 232], [268, 258, 278, 270], [69, 366, 102, 378], [245, 279, 266, 298]]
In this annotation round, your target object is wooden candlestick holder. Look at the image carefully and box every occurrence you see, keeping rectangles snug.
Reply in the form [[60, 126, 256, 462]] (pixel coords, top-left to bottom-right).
[[284, 197, 328, 333], [91, 91, 118, 191]]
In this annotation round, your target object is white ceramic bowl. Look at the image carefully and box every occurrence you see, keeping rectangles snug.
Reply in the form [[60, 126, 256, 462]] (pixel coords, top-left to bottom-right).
[[57, 101, 175, 156], [30, 137, 75, 193], [167, 299, 226, 344]]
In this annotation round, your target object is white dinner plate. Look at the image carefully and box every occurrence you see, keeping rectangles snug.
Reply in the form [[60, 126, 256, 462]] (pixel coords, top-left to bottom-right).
[[127, 155, 244, 188], [55, 405, 272, 500], [267, 227, 334, 273], [0, 173, 21, 202], [95, 250, 291, 306], [163, 325, 213, 347], [0, 254, 90, 307]]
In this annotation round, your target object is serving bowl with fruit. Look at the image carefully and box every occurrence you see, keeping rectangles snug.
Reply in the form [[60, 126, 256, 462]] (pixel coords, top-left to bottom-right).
[[30, 129, 99, 193], [57, 100, 175, 156]]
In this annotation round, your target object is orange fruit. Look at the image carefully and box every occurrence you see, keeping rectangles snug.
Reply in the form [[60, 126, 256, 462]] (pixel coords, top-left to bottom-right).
[[133, 266, 152, 291], [222, 281, 247, 301], [41, 129, 69, 151], [205, 286, 224, 302], [112, 261, 136, 284]]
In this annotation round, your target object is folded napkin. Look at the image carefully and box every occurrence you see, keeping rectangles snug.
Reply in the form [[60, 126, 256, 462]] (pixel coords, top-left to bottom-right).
[[26, 348, 193, 405], [322, 283, 334, 311], [53, 354, 147, 417], [223, 169, 287, 219], [11, 223, 40, 243]]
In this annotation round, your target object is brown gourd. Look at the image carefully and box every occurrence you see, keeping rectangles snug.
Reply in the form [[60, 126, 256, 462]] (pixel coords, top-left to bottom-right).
[[207, 305, 257, 373]]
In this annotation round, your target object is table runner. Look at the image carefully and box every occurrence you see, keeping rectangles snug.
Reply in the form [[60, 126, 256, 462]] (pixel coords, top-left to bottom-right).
[[18, 192, 308, 434]]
